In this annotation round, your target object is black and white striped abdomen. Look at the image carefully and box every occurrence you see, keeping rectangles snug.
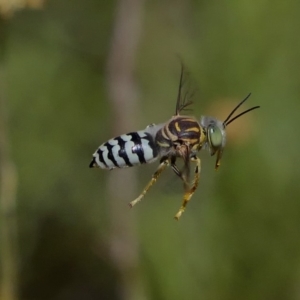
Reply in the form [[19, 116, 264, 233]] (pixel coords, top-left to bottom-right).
[[89, 130, 159, 170]]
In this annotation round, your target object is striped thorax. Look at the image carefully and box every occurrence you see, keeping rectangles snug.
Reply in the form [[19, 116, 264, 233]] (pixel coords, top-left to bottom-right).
[[156, 115, 206, 158]]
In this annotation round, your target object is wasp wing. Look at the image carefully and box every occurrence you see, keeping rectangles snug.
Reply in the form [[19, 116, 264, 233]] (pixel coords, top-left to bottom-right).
[[175, 62, 197, 116]]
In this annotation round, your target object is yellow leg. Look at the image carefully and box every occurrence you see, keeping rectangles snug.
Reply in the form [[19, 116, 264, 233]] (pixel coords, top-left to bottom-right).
[[174, 156, 201, 220], [129, 159, 169, 208]]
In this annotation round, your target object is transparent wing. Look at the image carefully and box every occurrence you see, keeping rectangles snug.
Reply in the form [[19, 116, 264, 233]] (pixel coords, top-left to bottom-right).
[[175, 62, 197, 116]]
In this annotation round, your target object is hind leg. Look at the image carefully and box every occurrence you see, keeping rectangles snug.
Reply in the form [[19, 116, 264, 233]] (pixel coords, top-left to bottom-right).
[[129, 158, 169, 208]]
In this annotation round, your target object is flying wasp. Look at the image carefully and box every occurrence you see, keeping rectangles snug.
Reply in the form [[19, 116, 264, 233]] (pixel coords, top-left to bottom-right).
[[89, 65, 260, 220]]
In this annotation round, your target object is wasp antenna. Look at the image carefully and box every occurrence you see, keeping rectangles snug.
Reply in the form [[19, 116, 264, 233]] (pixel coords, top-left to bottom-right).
[[223, 93, 252, 125], [225, 105, 260, 126]]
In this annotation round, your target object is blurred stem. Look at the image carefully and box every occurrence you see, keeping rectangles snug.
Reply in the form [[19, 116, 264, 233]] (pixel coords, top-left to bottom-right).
[[106, 0, 146, 300], [0, 17, 19, 300]]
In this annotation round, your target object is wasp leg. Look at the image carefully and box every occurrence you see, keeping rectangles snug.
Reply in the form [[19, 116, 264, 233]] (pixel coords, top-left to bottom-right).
[[171, 162, 189, 191], [174, 156, 201, 220], [129, 158, 169, 208]]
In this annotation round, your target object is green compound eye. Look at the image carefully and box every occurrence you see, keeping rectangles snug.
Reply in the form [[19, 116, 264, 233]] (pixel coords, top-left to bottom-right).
[[208, 125, 222, 148]]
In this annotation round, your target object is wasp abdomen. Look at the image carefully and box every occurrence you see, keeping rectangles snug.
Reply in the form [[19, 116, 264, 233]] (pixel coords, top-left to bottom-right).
[[90, 130, 158, 170]]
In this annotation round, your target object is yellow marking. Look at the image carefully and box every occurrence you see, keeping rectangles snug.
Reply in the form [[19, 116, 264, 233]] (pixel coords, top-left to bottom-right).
[[194, 143, 204, 151], [157, 140, 170, 148], [185, 127, 200, 132], [180, 138, 199, 145], [164, 124, 178, 141], [199, 127, 207, 144], [175, 122, 181, 132], [162, 127, 169, 139], [182, 117, 197, 123]]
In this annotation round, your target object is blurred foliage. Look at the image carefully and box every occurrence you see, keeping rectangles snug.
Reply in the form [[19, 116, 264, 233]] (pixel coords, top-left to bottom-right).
[[0, 0, 43, 18], [0, 0, 300, 299]]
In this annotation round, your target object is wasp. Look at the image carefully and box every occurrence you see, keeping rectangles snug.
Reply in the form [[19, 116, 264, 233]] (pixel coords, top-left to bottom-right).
[[90, 65, 260, 220]]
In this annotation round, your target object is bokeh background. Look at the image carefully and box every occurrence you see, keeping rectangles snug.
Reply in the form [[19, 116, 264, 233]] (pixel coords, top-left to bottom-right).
[[0, 1, 300, 299]]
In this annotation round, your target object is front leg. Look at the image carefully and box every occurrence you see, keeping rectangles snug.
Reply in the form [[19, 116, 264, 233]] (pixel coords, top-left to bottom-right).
[[171, 158, 189, 191]]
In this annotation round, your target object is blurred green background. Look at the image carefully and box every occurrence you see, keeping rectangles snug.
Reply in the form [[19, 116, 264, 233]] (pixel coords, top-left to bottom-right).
[[0, 0, 300, 299]]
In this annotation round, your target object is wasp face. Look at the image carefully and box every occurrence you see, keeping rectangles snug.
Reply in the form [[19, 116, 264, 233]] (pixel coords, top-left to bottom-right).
[[200, 116, 226, 169]]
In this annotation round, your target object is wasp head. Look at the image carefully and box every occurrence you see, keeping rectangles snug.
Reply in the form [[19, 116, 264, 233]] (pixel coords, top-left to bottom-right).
[[200, 93, 260, 170], [200, 116, 226, 170]]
